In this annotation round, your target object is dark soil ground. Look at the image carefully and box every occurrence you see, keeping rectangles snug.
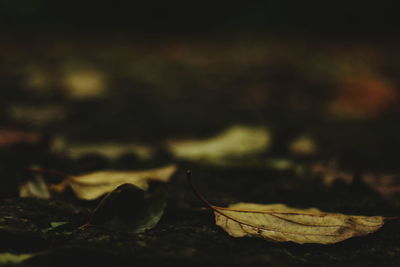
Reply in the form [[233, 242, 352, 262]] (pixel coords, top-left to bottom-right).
[[1, 38, 400, 266]]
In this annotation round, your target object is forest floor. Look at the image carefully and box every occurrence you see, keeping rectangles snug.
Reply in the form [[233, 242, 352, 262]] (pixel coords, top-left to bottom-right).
[[1, 37, 400, 266]]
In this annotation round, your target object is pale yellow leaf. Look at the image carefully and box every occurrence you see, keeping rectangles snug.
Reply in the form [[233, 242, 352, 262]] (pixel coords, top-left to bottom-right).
[[62, 69, 107, 99], [62, 142, 155, 160], [0, 253, 34, 265], [213, 202, 384, 244], [289, 135, 318, 155], [167, 125, 270, 162], [53, 164, 176, 200], [19, 175, 51, 199], [7, 104, 67, 126]]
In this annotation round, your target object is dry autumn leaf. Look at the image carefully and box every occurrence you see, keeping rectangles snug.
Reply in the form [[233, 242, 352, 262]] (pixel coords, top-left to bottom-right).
[[30, 164, 176, 200], [289, 135, 318, 155], [213, 203, 384, 244], [55, 140, 155, 160], [56, 164, 176, 200], [310, 160, 354, 186], [309, 161, 400, 198], [362, 174, 400, 198], [0, 129, 42, 146], [84, 182, 168, 233], [0, 253, 34, 265], [166, 125, 270, 163], [187, 172, 386, 244], [328, 76, 396, 119], [62, 69, 107, 99], [19, 175, 51, 199], [8, 104, 67, 126]]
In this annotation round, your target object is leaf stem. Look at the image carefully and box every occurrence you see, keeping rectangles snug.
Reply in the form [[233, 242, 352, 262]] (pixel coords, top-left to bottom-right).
[[186, 170, 215, 209], [384, 216, 400, 220]]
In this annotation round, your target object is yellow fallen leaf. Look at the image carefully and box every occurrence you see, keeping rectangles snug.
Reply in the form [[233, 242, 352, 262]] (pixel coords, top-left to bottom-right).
[[167, 125, 270, 162], [62, 69, 107, 99], [7, 104, 67, 126], [213, 203, 384, 244], [19, 175, 51, 199], [55, 140, 155, 160], [289, 135, 318, 155], [187, 171, 385, 245], [52, 164, 177, 200], [0, 253, 34, 265]]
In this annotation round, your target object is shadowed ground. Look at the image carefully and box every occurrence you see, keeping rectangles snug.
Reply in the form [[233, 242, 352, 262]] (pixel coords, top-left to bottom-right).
[[1, 37, 400, 266]]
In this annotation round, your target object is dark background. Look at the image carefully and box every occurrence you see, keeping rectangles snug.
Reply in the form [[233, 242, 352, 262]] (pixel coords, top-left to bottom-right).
[[1, 0, 398, 37]]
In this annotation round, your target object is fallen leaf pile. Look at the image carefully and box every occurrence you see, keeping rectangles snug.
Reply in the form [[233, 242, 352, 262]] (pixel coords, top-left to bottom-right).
[[21, 164, 177, 233], [310, 161, 400, 198]]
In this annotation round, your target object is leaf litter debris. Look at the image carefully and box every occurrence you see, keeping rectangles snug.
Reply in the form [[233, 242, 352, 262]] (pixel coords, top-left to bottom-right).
[[187, 171, 399, 244], [0, 129, 42, 147], [310, 160, 400, 198], [51, 138, 155, 160], [22, 165, 177, 233]]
